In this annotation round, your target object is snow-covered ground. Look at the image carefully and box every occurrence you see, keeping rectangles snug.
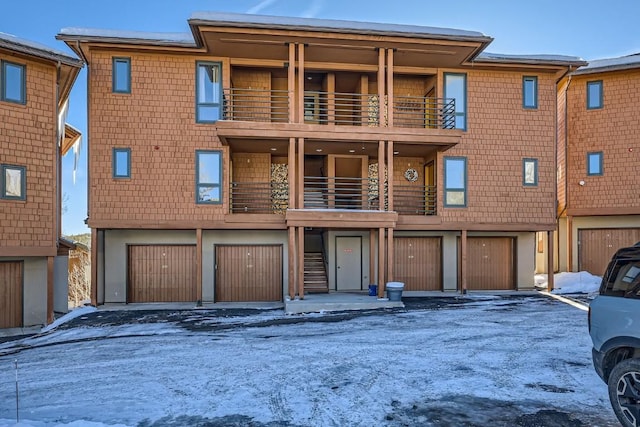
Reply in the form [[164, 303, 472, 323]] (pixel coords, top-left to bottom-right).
[[535, 271, 602, 296], [0, 290, 617, 426]]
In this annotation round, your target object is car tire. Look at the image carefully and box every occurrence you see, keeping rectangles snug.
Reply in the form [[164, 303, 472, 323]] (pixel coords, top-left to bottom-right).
[[609, 358, 640, 427]]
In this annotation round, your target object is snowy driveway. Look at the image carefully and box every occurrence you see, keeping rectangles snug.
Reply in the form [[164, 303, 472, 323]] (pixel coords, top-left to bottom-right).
[[0, 295, 618, 426]]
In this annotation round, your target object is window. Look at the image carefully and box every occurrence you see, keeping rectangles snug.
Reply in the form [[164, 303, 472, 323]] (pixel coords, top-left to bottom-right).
[[444, 157, 467, 207], [587, 151, 603, 176], [112, 148, 131, 178], [601, 259, 640, 299], [523, 76, 538, 109], [1, 60, 26, 104], [196, 62, 222, 123], [1, 164, 26, 200], [587, 80, 603, 109], [523, 158, 538, 186], [112, 57, 131, 93], [444, 73, 467, 130], [196, 150, 222, 204]]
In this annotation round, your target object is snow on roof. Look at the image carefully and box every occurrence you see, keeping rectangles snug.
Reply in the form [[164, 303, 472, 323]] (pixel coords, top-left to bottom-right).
[[189, 11, 491, 41], [0, 32, 82, 66], [58, 27, 196, 47], [476, 52, 586, 66], [574, 52, 640, 75]]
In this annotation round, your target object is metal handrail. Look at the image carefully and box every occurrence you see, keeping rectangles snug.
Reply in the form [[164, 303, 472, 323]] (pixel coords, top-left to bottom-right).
[[304, 91, 380, 126], [230, 182, 289, 214], [223, 88, 290, 123], [394, 185, 437, 215], [304, 176, 380, 210], [393, 96, 456, 129]]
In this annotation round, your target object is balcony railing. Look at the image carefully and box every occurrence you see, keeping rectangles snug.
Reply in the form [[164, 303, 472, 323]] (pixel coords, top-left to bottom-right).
[[394, 185, 437, 215], [303, 91, 380, 126], [393, 96, 456, 129], [229, 180, 436, 215], [223, 88, 289, 123]]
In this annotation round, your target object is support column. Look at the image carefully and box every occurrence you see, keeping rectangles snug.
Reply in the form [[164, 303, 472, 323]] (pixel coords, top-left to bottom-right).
[[297, 226, 305, 299], [288, 137, 296, 209], [378, 140, 385, 211], [377, 227, 385, 297], [91, 228, 98, 306], [378, 48, 385, 126], [386, 48, 394, 127], [297, 138, 305, 209], [288, 43, 296, 123], [387, 140, 394, 211], [369, 229, 376, 284], [547, 230, 555, 292], [327, 72, 336, 124], [196, 228, 202, 303], [297, 43, 305, 124], [387, 228, 394, 283], [567, 216, 574, 272], [47, 256, 54, 323], [460, 230, 468, 294], [288, 226, 296, 299]]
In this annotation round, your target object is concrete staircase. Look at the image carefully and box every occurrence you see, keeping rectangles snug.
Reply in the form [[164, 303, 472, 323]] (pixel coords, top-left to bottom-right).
[[304, 252, 329, 293]]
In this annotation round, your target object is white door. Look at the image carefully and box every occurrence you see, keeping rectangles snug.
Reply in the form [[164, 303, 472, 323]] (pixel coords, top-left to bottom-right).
[[336, 236, 362, 291]]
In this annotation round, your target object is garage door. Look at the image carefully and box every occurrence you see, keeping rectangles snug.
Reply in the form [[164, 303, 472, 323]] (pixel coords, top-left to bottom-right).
[[461, 237, 515, 290], [128, 245, 197, 303], [579, 228, 640, 275], [394, 237, 442, 291], [0, 261, 22, 328], [215, 245, 282, 302]]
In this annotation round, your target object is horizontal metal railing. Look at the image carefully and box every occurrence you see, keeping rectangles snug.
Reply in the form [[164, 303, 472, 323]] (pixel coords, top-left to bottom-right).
[[230, 182, 289, 214], [393, 185, 437, 215], [393, 96, 456, 129], [303, 91, 380, 126], [304, 176, 380, 210], [223, 88, 290, 123]]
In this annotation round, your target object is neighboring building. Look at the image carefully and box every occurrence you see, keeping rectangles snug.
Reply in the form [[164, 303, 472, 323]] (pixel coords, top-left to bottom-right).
[[57, 13, 584, 305], [0, 33, 83, 328], [557, 53, 640, 275]]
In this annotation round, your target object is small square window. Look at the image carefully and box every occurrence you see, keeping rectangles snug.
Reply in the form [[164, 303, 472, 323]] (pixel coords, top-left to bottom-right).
[[1, 164, 26, 200], [444, 157, 467, 207], [196, 150, 222, 203], [587, 81, 603, 109], [113, 148, 131, 178], [112, 57, 131, 93], [523, 76, 538, 109], [2, 61, 26, 104], [587, 151, 603, 176], [523, 158, 538, 186]]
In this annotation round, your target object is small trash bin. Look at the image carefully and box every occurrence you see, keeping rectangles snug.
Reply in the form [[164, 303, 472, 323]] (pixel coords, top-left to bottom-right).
[[368, 284, 378, 296], [386, 282, 404, 301]]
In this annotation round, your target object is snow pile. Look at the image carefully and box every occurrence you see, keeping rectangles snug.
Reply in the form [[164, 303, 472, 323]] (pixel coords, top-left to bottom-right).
[[40, 306, 97, 333], [0, 420, 127, 427], [540, 271, 602, 294]]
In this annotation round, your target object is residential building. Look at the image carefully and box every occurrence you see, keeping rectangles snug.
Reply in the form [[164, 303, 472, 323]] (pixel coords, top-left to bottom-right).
[[0, 33, 83, 327], [557, 53, 640, 275], [57, 13, 584, 305]]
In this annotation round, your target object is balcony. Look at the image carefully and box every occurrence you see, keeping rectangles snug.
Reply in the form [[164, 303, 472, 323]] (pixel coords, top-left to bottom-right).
[[393, 96, 456, 130], [223, 88, 289, 123], [303, 176, 380, 210], [394, 185, 437, 215], [230, 182, 289, 214]]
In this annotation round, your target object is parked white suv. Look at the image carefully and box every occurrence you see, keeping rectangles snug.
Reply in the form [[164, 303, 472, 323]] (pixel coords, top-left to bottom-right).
[[589, 242, 640, 427]]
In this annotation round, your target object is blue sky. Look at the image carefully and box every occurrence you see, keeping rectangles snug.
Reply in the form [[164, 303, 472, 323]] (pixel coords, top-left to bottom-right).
[[2, 0, 639, 235]]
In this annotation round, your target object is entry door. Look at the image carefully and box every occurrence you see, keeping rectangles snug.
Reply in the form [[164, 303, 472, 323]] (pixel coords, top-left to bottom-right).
[[336, 236, 362, 290]]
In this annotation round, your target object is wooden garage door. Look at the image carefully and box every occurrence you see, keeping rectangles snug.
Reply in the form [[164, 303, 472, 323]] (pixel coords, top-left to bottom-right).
[[394, 237, 442, 291], [128, 245, 197, 303], [215, 245, 282, 302], [0, 261, 22, 328], [579, 228, 640, 275], [463, 237, 515, 290]]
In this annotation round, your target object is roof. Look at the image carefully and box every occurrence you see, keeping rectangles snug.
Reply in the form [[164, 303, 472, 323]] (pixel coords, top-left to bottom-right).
[[188, 11, 492, 42], [57, 27, 196, 47], [476, 52, 586, 67], [573, 53, 640, 75], [0, 32, 82, 67]]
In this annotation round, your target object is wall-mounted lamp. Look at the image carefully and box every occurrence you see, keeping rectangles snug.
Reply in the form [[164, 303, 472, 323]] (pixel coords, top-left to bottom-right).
[[579, 180, 585, 186]]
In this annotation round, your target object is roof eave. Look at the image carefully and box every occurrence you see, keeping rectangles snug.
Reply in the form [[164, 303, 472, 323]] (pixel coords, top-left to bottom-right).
[[0, 38, 83, 68], [55, 34, 197, 49], [573, 63, 640, 76], [471, 57, 588, 68]]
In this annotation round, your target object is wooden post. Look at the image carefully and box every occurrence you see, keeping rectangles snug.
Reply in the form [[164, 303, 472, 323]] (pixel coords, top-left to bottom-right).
[[378, 48, 385, 126], [288, 43, 296, 123], [297, 43, 305, 124], [47, 256, 54, 324], [327, 73, 335, 125], [360, 75, 369, 126], [547, 230, 555, 292], [298, 138, 305, 209], [377, 227, 385, 297], [288, 137, 296, 209], [91, 228, 98, 306], [297, 226, 305, 299], [567, 215, 574, 272], [386, 48, 394, 127], [369, 229, 376, 285], [387, 140, 394, 211], [460, 230, 468, 294], [196, 228, 202, 303], [378, 140, 385, 211], [288, 226, 296, 299], [387, 227, 394, 282]]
